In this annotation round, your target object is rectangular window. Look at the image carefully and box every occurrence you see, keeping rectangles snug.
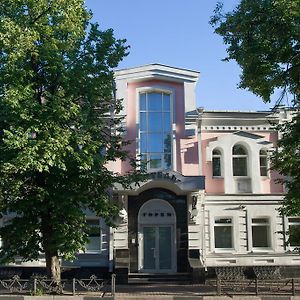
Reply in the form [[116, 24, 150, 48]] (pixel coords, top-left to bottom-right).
[[252, 218, 270, 248], [233, 157, 247, 176], [214, 217, 233, 249], [288, 217, 300, 247], [86, 219, 101, 253], [139, 91, 172, 171], [260, 156, 268, 176]]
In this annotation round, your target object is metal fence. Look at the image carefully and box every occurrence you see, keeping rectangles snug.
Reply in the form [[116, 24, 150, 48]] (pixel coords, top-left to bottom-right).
[[214, 278, 300, 296], [209, 266, 300, 296], [0, 274, 115, 297]]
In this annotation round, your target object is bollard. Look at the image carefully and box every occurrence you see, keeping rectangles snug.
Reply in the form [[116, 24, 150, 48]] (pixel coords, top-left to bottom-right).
[[255, 278, 258, 296], [111, 273, 116, 297], [72, 278, 76, 296], [33, 278, 37, 295], [216, 278, 221, 296], [292, 278, 295, 296]]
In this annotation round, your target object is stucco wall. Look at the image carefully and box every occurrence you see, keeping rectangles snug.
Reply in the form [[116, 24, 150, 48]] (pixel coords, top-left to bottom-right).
[[119, 79, 199, 176], [202, 131, 284, 194]]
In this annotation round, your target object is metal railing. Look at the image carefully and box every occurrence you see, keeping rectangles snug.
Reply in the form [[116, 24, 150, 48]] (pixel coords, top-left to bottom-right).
[[0, 274, 116, 297], [214, 278, 300, 296]]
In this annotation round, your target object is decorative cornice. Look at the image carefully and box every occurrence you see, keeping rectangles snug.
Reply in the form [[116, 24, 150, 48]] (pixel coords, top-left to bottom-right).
[[115, 63, 200, 83]]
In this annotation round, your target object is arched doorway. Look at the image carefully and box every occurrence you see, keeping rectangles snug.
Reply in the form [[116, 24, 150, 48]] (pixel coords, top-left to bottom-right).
[[138, 199, 177, 273]]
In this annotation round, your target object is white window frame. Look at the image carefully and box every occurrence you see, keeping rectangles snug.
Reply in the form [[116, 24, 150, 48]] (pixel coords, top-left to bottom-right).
[[85, 218, 102, 254], [287, 217, 300, 250], [251, 217, 272, 251], [259, 149, 269, 177], [136, 87, 174, 172], [212, 148, 223, 177], [212, 216, 235, 252], [232, 144, 248, 177]]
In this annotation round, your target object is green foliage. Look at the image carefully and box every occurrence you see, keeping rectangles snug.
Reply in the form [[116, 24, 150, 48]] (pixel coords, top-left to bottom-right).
[[0, 0, 143, 271], [273, 114, 300, 216], [211, 0, 300, 103]]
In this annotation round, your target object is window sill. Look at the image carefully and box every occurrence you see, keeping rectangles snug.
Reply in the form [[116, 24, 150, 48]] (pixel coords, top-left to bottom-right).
[[251, 248, 273, 253], [214, 249, 236, 253], [212, 176, 224, 179]]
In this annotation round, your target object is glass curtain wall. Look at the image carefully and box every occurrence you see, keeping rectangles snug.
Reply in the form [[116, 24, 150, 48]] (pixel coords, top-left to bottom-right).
[[139, 92, 172, 170]]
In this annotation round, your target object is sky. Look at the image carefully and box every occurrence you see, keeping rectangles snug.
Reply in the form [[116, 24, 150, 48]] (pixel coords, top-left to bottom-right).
[[84, 0, 277, 111]]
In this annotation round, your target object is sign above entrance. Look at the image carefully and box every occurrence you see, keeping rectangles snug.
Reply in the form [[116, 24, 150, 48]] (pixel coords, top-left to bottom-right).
[[150, 171, 205, 191], [149, 171, 181, 182], [119, 171, 205, 192]]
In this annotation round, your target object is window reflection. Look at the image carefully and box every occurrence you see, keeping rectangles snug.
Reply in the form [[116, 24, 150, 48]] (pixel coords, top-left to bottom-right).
[[139, 91, 172, 170], [163, 94, 171, 111], [149, 154, 162, 169], [148, 133, 163, 152], [148, 92, 162, 110], [140, 133, 147, 153], [148, 112, 162, 131], [140, 112, 147, 131], [163, 113, 171, 132], [140, 93, 147, 110]]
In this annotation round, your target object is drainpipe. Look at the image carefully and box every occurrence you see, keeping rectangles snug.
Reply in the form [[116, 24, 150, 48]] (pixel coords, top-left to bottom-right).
[[197, 107, 204, 176], [200, 192, 206, 268], [109, 227, 114, 273], [197, 108, 206, 268]]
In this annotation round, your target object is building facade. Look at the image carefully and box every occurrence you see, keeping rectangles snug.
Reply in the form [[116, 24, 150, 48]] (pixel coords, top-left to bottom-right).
[[1, 64, 299, 281], [111, 64, 298, 282]]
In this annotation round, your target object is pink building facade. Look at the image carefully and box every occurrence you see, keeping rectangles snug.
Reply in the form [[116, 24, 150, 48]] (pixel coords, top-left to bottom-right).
[[111, 64, 299, 282]]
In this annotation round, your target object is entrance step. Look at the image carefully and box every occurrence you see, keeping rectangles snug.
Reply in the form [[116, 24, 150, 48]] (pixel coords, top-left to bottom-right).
[[128, 272, 192, 284]]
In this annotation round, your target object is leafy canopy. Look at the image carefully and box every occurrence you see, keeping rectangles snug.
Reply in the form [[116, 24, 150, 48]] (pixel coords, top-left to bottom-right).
[[211, 0, 300, 103], [0, 0, 141, 266]]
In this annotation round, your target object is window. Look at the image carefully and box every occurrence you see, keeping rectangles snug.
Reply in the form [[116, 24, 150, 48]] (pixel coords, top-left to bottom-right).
[[214, 217, 233, 249], [288, 217, 300, 247], [252, 218, 270, 248], [259, 149, 268, 176], [212, 149, 222, 177], [85, 219, 101, 253], [232, 145, 248, 176], [139, 91, 172, 170], [0, 219, 11, 249]]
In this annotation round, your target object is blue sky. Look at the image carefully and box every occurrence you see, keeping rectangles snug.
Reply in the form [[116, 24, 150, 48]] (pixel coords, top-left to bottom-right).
[[85, 0, 277, 111]]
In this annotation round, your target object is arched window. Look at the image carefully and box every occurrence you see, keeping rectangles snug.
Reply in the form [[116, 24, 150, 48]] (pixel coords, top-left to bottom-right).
[[259, 149, 268, 176], [232, 145, 248, 176], [212, 149, 222, 177]]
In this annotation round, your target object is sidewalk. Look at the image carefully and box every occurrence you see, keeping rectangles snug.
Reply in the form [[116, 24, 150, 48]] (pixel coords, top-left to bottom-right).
[[114, 282, 215, 297], [112, 283, 299, 299]]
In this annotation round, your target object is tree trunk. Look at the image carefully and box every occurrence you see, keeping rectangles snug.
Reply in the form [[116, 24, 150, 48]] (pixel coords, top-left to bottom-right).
[[45, 250, 61, 282]]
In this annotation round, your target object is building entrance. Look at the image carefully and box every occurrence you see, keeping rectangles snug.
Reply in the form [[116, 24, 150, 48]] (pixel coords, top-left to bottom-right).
[[143, 225, 173, 272], [138, 199, 176, 273]]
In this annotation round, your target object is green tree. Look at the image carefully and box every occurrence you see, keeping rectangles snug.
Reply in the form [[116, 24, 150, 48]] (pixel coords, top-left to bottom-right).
[[0, 0, 142, 281], [211, 0, 300, 102], [211, 0, 300, 240]]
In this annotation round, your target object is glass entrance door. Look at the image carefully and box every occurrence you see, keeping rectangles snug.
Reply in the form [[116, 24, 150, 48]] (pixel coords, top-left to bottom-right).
[[143, 225, 173, 272]]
